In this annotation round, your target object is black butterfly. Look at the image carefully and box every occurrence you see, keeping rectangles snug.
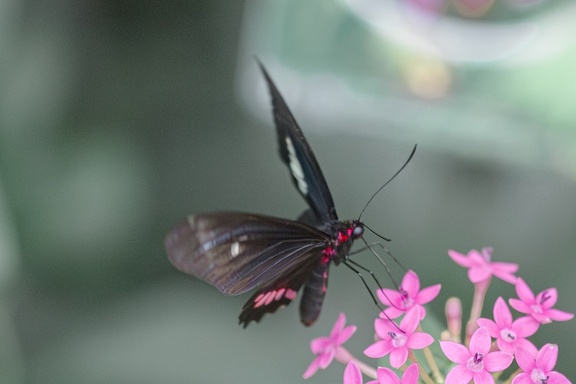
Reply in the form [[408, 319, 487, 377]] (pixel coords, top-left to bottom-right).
[[166, 62, 369, 327]]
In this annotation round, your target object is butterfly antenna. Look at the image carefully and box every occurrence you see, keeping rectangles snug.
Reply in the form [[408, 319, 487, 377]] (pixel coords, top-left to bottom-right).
[[358, 144, 417, 221], [364, 223, 390, 242]]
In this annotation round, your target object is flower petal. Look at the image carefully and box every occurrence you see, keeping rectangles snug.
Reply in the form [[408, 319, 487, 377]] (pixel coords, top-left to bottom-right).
[[374, 318, 398, 338], [537, 288, 558, 308], [335, 324, 357, 345], [401, 270, 420, 297], [508, 298, 530, 314], [390, 347, 409, 368], [510, 372, 532, 384], [406, 332, 434, 349], [484, 351, 514, 372], [331, 313, 347, 338], [514, 278, 535, 302], [493, 297, 512, 326], [445, 364, 473, 384], [343, 362, 363, 384], [546, 308, 575, 322], [364, 340, 393, 359], [447, 249, 472, 267], [310, 337, 330, 354], [302, 359, 320, 379], [401, 363, 420, 384], [514, 345, 537, 372], [416, 284, 441, 304], [472, 369, 495, 384], [468, 266, 491, 283], [378, 288, 401, 306], [375, 367, 400, 384], [439, 341, 470, 364], [513, 316, 539, 337], [537, 344, 558, 373], [469, 327, 491, 355], [476, 318, 498, 337], [399, 307, 421, 333], [546, 371, 571, 384]]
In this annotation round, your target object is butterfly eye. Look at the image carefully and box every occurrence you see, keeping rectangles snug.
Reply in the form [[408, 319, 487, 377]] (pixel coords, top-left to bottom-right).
[[352, 225, 364, 238]]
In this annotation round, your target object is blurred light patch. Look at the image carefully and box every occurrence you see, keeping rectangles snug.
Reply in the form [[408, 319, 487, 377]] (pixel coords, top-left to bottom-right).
[[237, 0, 576, 177]]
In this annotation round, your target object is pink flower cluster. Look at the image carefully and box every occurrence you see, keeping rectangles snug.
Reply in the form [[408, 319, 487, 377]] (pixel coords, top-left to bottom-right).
[[303, 247, 573, 384]]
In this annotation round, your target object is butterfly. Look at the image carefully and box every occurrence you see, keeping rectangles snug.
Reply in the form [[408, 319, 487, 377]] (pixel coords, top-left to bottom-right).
[[166, 62, 370, 327]]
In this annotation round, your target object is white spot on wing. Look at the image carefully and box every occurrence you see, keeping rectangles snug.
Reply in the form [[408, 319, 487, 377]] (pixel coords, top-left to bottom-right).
[[285, 136, 308, 195], [230, 242, 240, 257]]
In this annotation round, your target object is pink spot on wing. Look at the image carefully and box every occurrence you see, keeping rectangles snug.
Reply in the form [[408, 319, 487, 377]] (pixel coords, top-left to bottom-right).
[[254, 295, 265, 308], [264, 291, 275, 305], [286, 289, 297, 300], [275, 288, 286, 300]]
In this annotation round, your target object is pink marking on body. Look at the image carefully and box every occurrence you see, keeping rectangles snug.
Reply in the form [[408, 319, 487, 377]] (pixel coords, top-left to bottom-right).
[[255, 293, 265, 303], [321, 246, 334, 263], [285, 289, 297, 300], [275, 288, 286, 300]]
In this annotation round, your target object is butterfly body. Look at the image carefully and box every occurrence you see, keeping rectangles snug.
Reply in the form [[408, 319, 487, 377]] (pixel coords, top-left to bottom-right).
[[165, 62, 365, 327]]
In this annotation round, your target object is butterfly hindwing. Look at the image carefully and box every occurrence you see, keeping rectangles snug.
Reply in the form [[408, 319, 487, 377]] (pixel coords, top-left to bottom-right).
[[238, 253, 321, 327], [165, 212, 329, 296], [258, 62, 338, 224]]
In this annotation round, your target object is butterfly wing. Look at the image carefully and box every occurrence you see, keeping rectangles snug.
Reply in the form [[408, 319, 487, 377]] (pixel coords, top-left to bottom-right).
[[165, 212, 329, 296], [238, 252, 321, 327], [258, 62, 338, 225]]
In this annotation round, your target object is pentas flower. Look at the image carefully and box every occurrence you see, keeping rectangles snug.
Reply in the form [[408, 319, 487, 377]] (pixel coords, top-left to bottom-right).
[[303, 313, 356, 379], [477, 297, 538, 355], [343, 362, 420, 384], [509, 278, 574, 325], [378, 269, 441, 320], [364, 307, 434, 368], [302, 247, 573, 384], [440, 327, 514, 384], [448, 247, 519, 284], [512, 344, 571, 384]]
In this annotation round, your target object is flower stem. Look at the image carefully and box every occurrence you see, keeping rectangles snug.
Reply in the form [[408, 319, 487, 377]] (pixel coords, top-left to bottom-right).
[[422, 346, 444, 383], [335, 347, 377, 379], [465, 278, 490, 344], [408, 351, 435, 384]]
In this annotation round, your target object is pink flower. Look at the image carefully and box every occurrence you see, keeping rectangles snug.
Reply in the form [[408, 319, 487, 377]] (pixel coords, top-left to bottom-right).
[[364, 308, 434, 368], [512, 344, 571, 384], [378, 270, 441, 320], [343, 362, 420, 384], [448, 247, 519, 284], [440, 327, 514, 384], [509, 278, 574, 324], [303, 313, 356, 379], [477, 297, 538, 355]]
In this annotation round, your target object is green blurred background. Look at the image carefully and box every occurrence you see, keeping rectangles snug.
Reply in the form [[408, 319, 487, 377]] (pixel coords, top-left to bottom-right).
[[0, 0, 574, 383]]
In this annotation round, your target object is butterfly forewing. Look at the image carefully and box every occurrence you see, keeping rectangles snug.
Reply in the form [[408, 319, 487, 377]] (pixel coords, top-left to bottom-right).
[[165, 212, 329, 295], [258, 62, 338, 225]]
